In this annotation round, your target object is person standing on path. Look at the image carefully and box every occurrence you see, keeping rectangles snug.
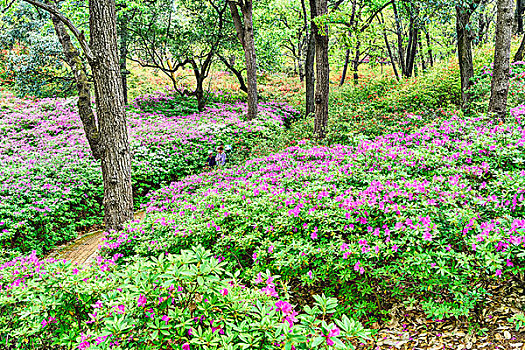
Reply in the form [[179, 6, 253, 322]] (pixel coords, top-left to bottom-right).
[[216, 146, 227, 167]]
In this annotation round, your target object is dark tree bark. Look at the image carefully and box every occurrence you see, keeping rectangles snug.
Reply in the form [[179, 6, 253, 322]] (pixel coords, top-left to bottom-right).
[[118, 16, 129, 105], [89, 0, 134, 230], [514, 33, 525, 61], [229, 0, 258, 120], [489, 0, 514, 119], [456, 2, 481, 112], [418, 35, 426, 72], [352, 41, 361, 84], [340, 49, 350, 86], [393, 1, 406, 77], [425, 29, 434, 67], [218, 54, 248, 92], [311, 0, 329, 139], [26, 0, 134, 230], [305, 0, 316, 118], [517, 0, 524, 33]]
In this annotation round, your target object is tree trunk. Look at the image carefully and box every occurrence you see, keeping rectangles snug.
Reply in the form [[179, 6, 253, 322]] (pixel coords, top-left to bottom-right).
[[405, 25, 418, 77], [352, 41, 361, 85], [50, 13, 101, 160], [489, 0, 514, 119], [340, 49, 350, 86], [517, 0, 524, 33], [456, 4, 478, 113], [229, 0, 258, 120], [118, 16, 129, 105], [418, 35, 426, 72], [393, 1, 406, 77], [311, 0, 329, 139], [425, 29, 434, 67], [218, 54, 248, 92], [89, 0, 134, 230], [514, 33, 525, 61], [305, 2, 316, 118]]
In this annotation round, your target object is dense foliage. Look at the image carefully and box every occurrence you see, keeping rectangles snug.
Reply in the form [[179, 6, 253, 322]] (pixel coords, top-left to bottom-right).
[[0, 246, 370, 349], [103, 107, 525, 320], [0, 91, 297, 256]]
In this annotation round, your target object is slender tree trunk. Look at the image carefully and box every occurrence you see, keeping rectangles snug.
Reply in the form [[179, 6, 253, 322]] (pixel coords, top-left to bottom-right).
[[118, 16, 129, 105], [89, 0, 134, 230], [425, 30, 434, 67], [456, 4, 478, 112], [514, 33, 525, 61], [352, 41, 361, 85], [305, 1, 316, 118], [380, 16, 400, 80], [393, 1, 406, 77], [50, 14, 101, 160], [405, 25, 418, 77], [517, 0, 524, 33], [489, 0, 514, 119], [218, 54, 248, 92], [311, 0, 329, 139], [340, 49, 350, 86], [229, 0, 258, 120], [418, 35, 426, 72]]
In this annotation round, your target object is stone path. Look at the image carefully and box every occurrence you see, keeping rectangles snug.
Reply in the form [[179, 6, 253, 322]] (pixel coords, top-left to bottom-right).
[[47, 210, 146, 265]]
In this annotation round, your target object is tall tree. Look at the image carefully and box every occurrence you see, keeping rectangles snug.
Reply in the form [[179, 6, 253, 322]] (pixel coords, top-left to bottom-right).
[[21, 0, 133, 231], [489, 0, 514, 119], [311, 0, 329, 139], [304, 0, 316, 117], [455, 0, 482, 112], [229, 0, 258, 120]]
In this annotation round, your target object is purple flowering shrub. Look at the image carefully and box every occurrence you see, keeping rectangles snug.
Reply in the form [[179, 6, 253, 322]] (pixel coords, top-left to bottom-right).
[[0, 92, 297, 256], [103, 114, 525, 320], [0, 246, 370, 349]]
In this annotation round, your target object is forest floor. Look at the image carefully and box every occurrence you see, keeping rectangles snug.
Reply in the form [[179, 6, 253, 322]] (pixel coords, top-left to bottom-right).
[[355, 277, 525, 350]]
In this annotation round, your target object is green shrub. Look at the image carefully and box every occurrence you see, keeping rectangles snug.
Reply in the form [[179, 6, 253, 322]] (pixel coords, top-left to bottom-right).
[[0, 246, 370, 349]]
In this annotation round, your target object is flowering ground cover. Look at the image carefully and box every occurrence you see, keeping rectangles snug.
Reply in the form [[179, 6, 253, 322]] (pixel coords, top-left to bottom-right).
[[0, 246, 370, 349], [0, 91, 297, 256], [103, 111, 525, 321]]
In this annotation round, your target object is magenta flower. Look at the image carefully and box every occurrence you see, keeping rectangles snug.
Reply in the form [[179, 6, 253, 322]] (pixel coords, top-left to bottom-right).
[[220, 288, 228, 296], [182, 343, 190, 350], [137, 294, 147, 307], [161, 315, 170, 325]]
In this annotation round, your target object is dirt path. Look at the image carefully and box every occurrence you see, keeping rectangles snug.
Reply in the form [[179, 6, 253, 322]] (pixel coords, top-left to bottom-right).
[[47, 210, 146, 266]]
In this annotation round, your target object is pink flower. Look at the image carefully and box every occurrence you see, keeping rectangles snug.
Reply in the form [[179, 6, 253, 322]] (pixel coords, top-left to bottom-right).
[[307, 270, 313, 279], [254, 272, 263, 284], [506, 259, 513, 267], [423, 231, 432, 241], [392, 244, 398, 252], [268, 245, 274, 253], [137, 294, 147, 307], [310, 231, 318, 239], [182, 343, 190, 350], [220, 288, 228, 296], [495, 269, 502, 277], [161, 315, 170, 325]]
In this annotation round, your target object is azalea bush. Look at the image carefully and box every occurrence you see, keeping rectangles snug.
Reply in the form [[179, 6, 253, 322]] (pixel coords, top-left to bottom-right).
[[0, 91, 298, 255], [0, 246, 370, 349], [103, 113, 525, 320]]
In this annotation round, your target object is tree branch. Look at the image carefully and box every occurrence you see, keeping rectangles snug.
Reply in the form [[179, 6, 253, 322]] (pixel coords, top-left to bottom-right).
[[22, 0, 94, 62]]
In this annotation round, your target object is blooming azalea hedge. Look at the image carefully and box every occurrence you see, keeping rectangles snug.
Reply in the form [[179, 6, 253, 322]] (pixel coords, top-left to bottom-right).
[[0, 92, 297, 255], [0, 246, 370, 349], [103, 112, 525, 319]]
